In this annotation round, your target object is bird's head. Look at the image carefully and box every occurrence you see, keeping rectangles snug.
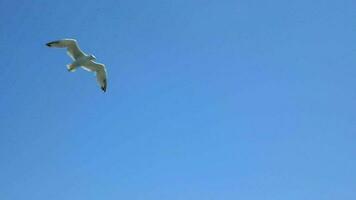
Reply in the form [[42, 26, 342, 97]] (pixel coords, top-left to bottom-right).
[[89, 55, 96, 60]]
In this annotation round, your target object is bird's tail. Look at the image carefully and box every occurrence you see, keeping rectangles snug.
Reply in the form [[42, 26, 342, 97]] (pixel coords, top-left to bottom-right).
[[66, 64, 76, 72]]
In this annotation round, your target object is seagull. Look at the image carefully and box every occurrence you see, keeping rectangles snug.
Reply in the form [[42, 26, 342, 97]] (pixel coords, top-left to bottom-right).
[[46, 39, 107, 92]]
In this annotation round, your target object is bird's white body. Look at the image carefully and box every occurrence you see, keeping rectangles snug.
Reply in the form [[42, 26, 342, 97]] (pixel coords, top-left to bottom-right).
[[68, 55, 95, 72], [46, 39, 108, 92]]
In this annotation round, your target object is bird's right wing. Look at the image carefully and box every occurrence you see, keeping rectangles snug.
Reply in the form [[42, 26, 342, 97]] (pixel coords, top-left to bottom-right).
[[82, 61, 108, 92], [46, 39, 86, 60]]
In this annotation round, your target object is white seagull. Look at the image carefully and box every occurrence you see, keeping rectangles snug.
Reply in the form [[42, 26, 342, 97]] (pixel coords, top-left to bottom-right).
[[46, 38, 107, 92]]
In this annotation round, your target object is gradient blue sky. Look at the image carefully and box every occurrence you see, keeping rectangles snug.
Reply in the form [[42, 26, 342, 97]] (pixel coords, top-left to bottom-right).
[[0, 0, 355, 199]]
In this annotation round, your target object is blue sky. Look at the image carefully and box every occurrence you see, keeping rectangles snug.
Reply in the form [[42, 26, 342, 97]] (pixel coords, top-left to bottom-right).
[[0, 0, 355, 199]]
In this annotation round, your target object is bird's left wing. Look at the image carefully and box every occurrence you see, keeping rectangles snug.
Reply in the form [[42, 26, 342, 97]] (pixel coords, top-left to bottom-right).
[[46, 39, 86, 60], [82, 61, 108, 92]]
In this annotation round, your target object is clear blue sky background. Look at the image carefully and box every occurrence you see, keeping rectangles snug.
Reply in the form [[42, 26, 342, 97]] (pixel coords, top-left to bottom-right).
[[0, 0, 355, 199]]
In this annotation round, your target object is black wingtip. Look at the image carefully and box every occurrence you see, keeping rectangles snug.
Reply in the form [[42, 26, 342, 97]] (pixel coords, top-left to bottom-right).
[[101, 79, 107, 92], [46, 41, 58, 47]]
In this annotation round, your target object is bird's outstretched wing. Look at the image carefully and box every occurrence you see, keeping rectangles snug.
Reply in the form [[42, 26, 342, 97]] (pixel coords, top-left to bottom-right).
[[46, 39, 86, 60], [82, 61, 108, 92]]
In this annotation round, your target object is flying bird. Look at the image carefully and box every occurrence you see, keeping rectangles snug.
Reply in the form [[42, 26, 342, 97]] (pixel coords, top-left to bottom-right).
[[46, 39, 107, 92]]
